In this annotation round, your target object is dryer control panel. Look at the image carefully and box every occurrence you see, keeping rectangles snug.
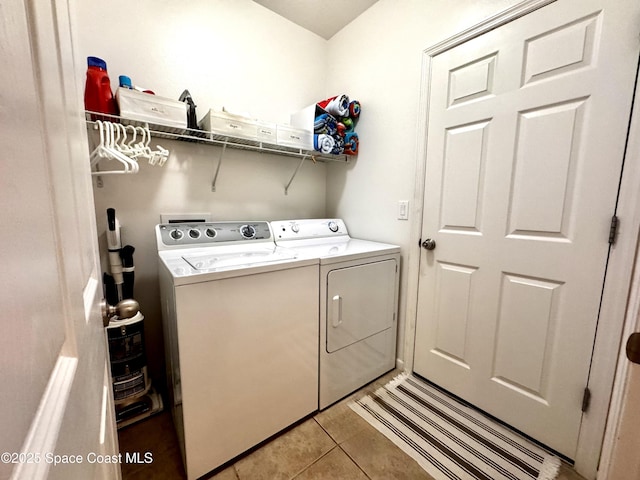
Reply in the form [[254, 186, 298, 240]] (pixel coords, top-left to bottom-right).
[[156, 222, 272, 250], [271, 219, 348, 241]]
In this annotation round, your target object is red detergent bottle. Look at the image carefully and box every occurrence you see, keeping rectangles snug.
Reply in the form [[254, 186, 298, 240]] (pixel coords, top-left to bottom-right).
[[84, 56, 118, 117]]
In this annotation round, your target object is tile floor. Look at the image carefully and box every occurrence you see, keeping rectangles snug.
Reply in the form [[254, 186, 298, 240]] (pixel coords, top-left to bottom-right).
[[118, 371, 588, 480]]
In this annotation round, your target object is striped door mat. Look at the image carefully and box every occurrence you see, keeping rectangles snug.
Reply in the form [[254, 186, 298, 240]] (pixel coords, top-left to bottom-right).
[[350, 373, 560, 480]]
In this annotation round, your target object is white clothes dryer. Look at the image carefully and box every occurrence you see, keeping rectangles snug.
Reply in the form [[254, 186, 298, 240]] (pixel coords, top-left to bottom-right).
[[156, 221, 318, 480], [271, 219, 400, 409]]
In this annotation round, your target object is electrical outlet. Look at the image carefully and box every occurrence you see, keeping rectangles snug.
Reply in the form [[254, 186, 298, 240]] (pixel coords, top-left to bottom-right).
[[398, 201, 409, 220]]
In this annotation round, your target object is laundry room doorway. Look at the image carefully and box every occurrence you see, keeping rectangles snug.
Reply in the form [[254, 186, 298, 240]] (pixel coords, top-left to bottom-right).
[[410, 0, 640, 475]]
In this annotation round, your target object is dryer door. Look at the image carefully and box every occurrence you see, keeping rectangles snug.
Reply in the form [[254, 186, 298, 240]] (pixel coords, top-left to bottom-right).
[[326, 259, 397, 353]]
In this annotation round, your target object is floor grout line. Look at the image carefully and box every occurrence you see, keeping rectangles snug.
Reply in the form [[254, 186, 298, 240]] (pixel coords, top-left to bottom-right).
[[336, 443, 373, 480], [289, 444, 339, 480], [312, 415, 338, 444]]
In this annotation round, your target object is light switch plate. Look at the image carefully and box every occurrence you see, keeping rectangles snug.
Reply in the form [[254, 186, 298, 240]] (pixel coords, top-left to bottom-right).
[[398, 201, 409, 220]]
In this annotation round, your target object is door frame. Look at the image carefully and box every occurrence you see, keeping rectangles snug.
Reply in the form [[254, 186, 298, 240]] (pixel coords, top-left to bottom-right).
[[597, 62, 640, 480], [403, 0, 640, 477]]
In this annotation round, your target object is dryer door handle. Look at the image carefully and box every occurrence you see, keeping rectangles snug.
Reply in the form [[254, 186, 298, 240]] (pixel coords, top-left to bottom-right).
[[332, 295, 343, 328]]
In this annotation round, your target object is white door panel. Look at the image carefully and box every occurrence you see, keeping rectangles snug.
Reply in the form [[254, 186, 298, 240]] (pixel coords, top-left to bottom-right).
[[414, 0, 639, 458], [0, 1, 118, 479]]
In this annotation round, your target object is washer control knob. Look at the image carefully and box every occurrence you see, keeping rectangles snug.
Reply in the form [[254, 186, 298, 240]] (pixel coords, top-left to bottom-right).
[[240, 224, 256, 239], [328, 221, 339, 233], [291, 223, 300, 233], [170, 229, 183, 241], [205, 228, 217, 238], [188, 229, 201, 239]]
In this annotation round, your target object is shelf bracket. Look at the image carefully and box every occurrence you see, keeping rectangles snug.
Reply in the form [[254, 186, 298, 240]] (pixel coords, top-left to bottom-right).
[[285, 154, 314, 195], [211, 142, 226, 192]]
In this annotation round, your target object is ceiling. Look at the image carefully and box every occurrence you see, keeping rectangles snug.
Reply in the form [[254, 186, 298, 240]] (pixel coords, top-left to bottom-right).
[[253, 0, 379, 40]]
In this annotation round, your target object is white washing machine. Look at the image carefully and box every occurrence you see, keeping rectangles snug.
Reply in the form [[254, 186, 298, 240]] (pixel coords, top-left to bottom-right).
[[156, 221, 319, 480], [271, 219, 400, 409]]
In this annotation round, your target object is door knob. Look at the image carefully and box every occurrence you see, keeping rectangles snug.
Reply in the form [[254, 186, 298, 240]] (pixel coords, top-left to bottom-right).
[[626, 332, 640, 364], [421, 238, 436, 250], [101, 298, 140, 327]]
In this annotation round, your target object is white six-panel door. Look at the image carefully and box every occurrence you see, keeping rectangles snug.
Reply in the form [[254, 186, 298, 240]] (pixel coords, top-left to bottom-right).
[[0, 1, 119, 479], [413, 0, 639, 459]]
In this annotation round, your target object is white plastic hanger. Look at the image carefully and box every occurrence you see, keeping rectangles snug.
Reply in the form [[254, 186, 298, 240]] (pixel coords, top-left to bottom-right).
[[118, 125, 138, 157], [90, 120, 169, 177], [152, 144, 169, 166], [105, 121, 138, 172], [135, 126, 152, 162], [89, 120, 108, 167], [91, 120, 138, 175]]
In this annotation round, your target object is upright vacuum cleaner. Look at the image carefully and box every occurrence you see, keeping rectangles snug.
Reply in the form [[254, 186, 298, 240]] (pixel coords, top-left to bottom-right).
[[103, 208, 162, 428]]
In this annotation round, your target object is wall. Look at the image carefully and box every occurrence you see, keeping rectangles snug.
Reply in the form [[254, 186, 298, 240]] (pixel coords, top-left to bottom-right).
[[76, 0, 529, 386], [76, 0, 330, 383], [325, 0, 521, 364]]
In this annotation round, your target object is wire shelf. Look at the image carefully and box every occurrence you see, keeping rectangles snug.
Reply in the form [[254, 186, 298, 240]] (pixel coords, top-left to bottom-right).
[[84, 111, 350, 164]]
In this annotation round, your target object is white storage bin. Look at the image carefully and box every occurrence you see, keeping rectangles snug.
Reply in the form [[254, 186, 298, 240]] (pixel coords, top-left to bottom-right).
[[256, 120, 277, 145], [116, 88, 187, 129], [277, 125, 313, 150], [289, 104, 319, 132], [198, 109, 258, 141]]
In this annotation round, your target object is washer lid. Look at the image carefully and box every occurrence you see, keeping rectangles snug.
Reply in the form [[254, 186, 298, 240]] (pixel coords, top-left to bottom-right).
[[278, 238, 400, 264], [182, 248, 298, 271], [158, 244, 317, 284]]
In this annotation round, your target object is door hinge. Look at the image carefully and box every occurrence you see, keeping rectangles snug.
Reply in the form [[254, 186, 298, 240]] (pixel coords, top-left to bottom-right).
[[609, 215, 619, 245], [581, 387, 591, 413]]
